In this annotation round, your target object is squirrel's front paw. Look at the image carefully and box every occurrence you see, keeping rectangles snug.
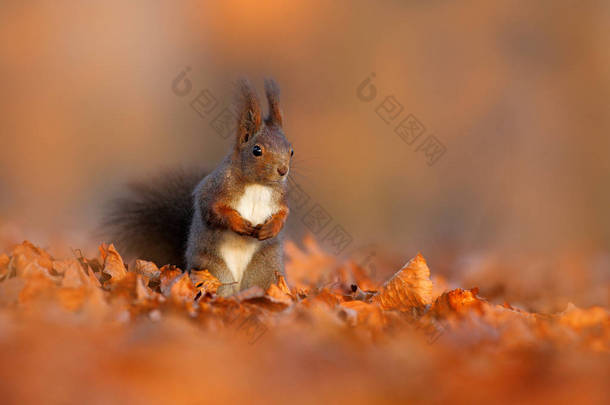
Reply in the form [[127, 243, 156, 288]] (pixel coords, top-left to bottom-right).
[[256, 218, 283, 240], [232, 218, 258, 237]]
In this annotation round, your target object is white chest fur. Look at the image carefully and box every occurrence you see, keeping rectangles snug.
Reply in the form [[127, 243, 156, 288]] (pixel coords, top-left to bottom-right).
[[234, 184, 278, 226], [219, 184, 278, 283], [219, 231, 260, 284]]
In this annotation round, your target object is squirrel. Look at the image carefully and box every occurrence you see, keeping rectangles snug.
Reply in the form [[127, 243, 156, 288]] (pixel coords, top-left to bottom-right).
[[103, 79, 293, 296]]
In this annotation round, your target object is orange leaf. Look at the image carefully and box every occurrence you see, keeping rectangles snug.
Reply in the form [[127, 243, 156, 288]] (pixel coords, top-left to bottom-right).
[[190, 269, 221, 295], [373, 253, 433, 311], [431, 288, 487, 317], [59, 259, 87, 288], [10, 241, 54, 277], [159, 265, 183, 296], [18, 272, 57, 305], [170, 273, 198, 304], [276, 273, 291, 296], [134, 260, 160, 281], [135, 274, 154, 302], [100, 244, 127, 282], [265, 283, 292, 306]]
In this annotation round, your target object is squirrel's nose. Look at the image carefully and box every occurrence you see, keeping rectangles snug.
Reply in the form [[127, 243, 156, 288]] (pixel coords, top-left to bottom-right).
[[277, 166, 288, 176]]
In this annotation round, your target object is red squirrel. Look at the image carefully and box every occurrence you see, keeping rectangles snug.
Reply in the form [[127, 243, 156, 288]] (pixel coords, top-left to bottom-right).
[[104, 79, 292, 296]]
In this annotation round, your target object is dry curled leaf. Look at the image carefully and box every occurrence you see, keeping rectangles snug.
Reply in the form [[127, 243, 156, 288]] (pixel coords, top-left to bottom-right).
[[373, 253, 433, 311], [85, 266, 101, 288], [170, 273, 198, 304], [57, 258, 101, 288], [10, 241, 54, 277], [265, 283, 292, 306], [20, 261, 61, 283], [159, 265, 183, 296], [52, 259, 78, 275], [61, 260, 86, 288], [134, 259, 160, 281], [190, 269, 221, 295], [276, 273, 291, 295], [100, 244, 127, 282], [18, 272, 57, 306], [431, 288, 487, 317], [135, 274, 154, 302], [106, 272, 139, 303]]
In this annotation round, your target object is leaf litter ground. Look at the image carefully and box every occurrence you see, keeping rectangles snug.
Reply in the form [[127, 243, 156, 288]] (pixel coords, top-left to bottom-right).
[[0, 236, 608, 404]]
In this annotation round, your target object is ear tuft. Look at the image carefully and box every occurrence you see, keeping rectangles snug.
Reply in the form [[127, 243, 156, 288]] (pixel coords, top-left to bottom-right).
[[264, 78, 283, 127], [235, 79, 262, 146]]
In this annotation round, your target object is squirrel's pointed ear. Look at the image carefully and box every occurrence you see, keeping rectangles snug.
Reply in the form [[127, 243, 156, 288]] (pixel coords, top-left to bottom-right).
[[264, 78, 283, 127], [235, 79, 262, 146]]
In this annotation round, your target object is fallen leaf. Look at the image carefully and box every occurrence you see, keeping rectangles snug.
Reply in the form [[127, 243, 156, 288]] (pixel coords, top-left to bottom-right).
[[190, 269, 221, 295], [20, 261, 61, 283], [134, 259, 160, 281], [52, 259, 78, 275], [373, 253, 433, 311], [85, 266, 102, 288], [275, 272, 291, 295], [60, 260, 87, 288], [159, 265, 183, 296], [265, 283, 292, 306], [135, 274, 162, 303], [170, 273, 198, 304], [107, 272, 138, 301], [100, 244, 127, 282], [18, 272, 57, 306], [431, 288, 487, 317], [10, 241, 54, 277]]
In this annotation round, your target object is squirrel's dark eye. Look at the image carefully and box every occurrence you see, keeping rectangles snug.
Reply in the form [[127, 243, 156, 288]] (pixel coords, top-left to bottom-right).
[[252, 145, 262, 156], [290, 149, 294, 157]]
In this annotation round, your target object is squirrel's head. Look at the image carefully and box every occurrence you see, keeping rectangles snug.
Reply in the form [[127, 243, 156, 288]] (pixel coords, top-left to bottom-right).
[[232, 78, 293, 185]]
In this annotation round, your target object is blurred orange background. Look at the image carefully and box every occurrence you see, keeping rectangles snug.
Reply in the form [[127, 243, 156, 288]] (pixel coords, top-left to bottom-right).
[[1, 1, 609, 309]]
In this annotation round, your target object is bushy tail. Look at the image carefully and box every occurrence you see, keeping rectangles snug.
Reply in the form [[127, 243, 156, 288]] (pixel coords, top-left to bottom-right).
[[102, 168, 207, 269]]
